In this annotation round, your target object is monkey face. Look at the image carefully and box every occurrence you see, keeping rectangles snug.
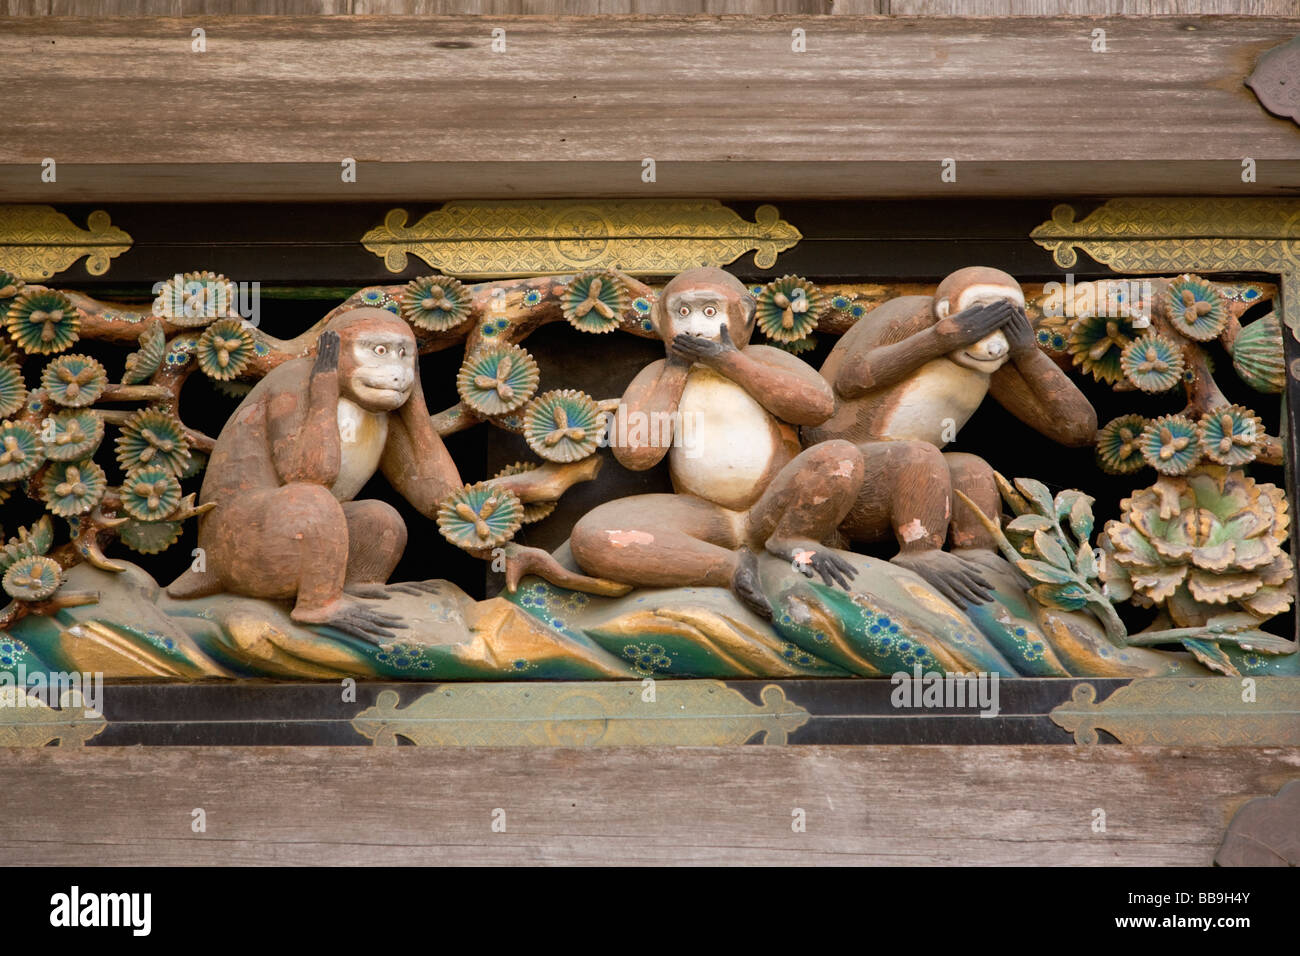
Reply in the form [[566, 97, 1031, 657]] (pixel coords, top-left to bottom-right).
[[949, 329, 1010, 371], [664, 289, 732, 341], [343, 329, 416, 412], [938, 282, 1024, 372]]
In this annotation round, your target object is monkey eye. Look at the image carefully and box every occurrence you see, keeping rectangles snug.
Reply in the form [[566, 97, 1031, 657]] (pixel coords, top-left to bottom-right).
[[398, 347, 407, 358], [703, 306, 717, 317], [374, 344, 387, 355], [677, 306, 690, 317]]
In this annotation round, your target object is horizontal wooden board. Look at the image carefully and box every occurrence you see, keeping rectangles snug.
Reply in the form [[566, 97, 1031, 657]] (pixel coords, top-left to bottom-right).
[[7, 1, 1298, 15], [2, 745, 1296, 864], [1, 16, 1296, 201]]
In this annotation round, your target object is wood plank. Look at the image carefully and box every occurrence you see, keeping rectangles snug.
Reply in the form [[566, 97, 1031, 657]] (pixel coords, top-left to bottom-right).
[[1, 745, 1295, 864], [889, 0, 1300, 13], [12, 1, 1297, 13], [0, 16, 1295, 202]]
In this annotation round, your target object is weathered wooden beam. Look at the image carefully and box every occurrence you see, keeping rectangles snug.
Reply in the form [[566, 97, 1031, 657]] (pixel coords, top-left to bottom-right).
[[1, 15, 1296, 202], [2, 745, 1295, 864]]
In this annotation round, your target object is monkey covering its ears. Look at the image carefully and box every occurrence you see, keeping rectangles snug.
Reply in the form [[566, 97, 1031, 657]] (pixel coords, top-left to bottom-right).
[[803, 266, 1098, 607], [167, 307, 598, 643]]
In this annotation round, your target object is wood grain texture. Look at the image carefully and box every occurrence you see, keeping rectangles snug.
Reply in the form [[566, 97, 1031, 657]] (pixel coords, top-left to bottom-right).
[[8, 1, 1297, 14], [2, 745, 1296, 864], [1, 16, 1296, 201]]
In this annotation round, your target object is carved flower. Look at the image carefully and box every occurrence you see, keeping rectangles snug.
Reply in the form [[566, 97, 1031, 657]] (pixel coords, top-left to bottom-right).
[[2, 554, 62, 602], [1066, 313, 1137, 384], [121, 318, 167, 385], [0, 516, 54, 577], [0, 361, 26, 418], [756, 275, 825, 343], [1230, 310, 1285, 394], [1120, 332, 1184, 393], [196, 319, 256, 381], [400, 275, 472, 331], [40, 459, 107, 517], [119, 518, 183, 555], [436, 481, 524, 552], [152, 271, 235, 328], [1139, 414, 1201, 476], [41, 354, 108, 408], [493, 461, 557, 523], [1163, 274, 1229, 342], [1096, 414, 1149, 474], [43, 409, 104, 462], [0, 270, 25, 301], [1198, 405, 1262, 467], [115, 407, 191, 476], [0, 421, 44, 481], [1101, 466, 1293, 617], [561, 271, 627, 334], [120, 467, 182, 521], [772, 335, 817, 355], [456, 343, 539, 416], [1035, 316, 1070, 353], [523, 389, 605, 463], [6, 290, 80, 354]]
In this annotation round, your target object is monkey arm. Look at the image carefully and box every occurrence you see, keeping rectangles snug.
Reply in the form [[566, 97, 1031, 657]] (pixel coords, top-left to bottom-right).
[[380, 415, 463, 517], [267, 358, 343, 486], [990, 352, 1099, 447], [835, 326, 951, 398], [610, 358, 690, 471], [712, 345, 835, 425]]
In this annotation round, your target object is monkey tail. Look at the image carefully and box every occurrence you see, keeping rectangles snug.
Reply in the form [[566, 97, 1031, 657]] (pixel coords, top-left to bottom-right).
[[166, 565, 225, 600]]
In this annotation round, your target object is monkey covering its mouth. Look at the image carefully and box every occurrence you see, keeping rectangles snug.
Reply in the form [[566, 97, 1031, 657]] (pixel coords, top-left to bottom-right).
[[569, 267, 865, 620]]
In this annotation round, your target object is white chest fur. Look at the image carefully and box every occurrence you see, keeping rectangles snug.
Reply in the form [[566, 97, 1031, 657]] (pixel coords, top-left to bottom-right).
[[670, 366, 779, 511], [331, 398, 389, 501], [877, 358, 989, 447]]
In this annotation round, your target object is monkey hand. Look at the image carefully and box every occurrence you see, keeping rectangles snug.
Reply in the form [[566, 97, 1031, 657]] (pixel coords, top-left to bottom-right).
[[313, 329, 341, 375], [669, 324, 736, 366], [767, 539, 858, 591], [935, 299, 1018, 350], [1001, 305, 1038, 357], [294, 596, 408, 646]]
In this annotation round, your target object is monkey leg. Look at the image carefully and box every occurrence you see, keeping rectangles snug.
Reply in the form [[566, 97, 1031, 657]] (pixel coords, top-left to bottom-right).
[[570, 493, 744, 589], [341, 499, 408, 589], [204, 484, 404, 643], [743, 440, 864, 590], [839, 440, 950, 552], [944, 452, 1000, 551], [197, 484, 346, 603], [839, 440, 994, 606]]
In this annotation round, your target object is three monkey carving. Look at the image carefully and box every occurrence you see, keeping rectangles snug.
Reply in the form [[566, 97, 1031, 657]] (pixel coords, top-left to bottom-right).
[[168, 266, 1098, 639]]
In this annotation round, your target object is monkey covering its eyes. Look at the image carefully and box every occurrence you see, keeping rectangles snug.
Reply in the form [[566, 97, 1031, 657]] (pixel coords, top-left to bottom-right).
[[803, 266, 1098, 607]]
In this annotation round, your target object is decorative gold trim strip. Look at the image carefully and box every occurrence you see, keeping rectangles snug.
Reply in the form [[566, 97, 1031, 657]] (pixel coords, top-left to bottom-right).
[[361, 200, 801, 277], [352, 681, 809, 746], [0, 205, 132, 281], [1050, 678, 1300, 746], [1030, 198, 1300, 341], [0, 687, 105, 747]]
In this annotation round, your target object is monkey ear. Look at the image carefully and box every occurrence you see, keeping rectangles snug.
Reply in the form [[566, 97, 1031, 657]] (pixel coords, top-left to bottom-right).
[[935, 299, 951, 319]]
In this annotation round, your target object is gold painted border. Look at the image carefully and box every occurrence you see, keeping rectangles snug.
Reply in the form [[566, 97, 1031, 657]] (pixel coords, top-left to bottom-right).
[[0, 205, 132, 280], [1031, 198, 1300, 341], [361, 200, 801, 277], [1050, 678, 1300, 746]]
